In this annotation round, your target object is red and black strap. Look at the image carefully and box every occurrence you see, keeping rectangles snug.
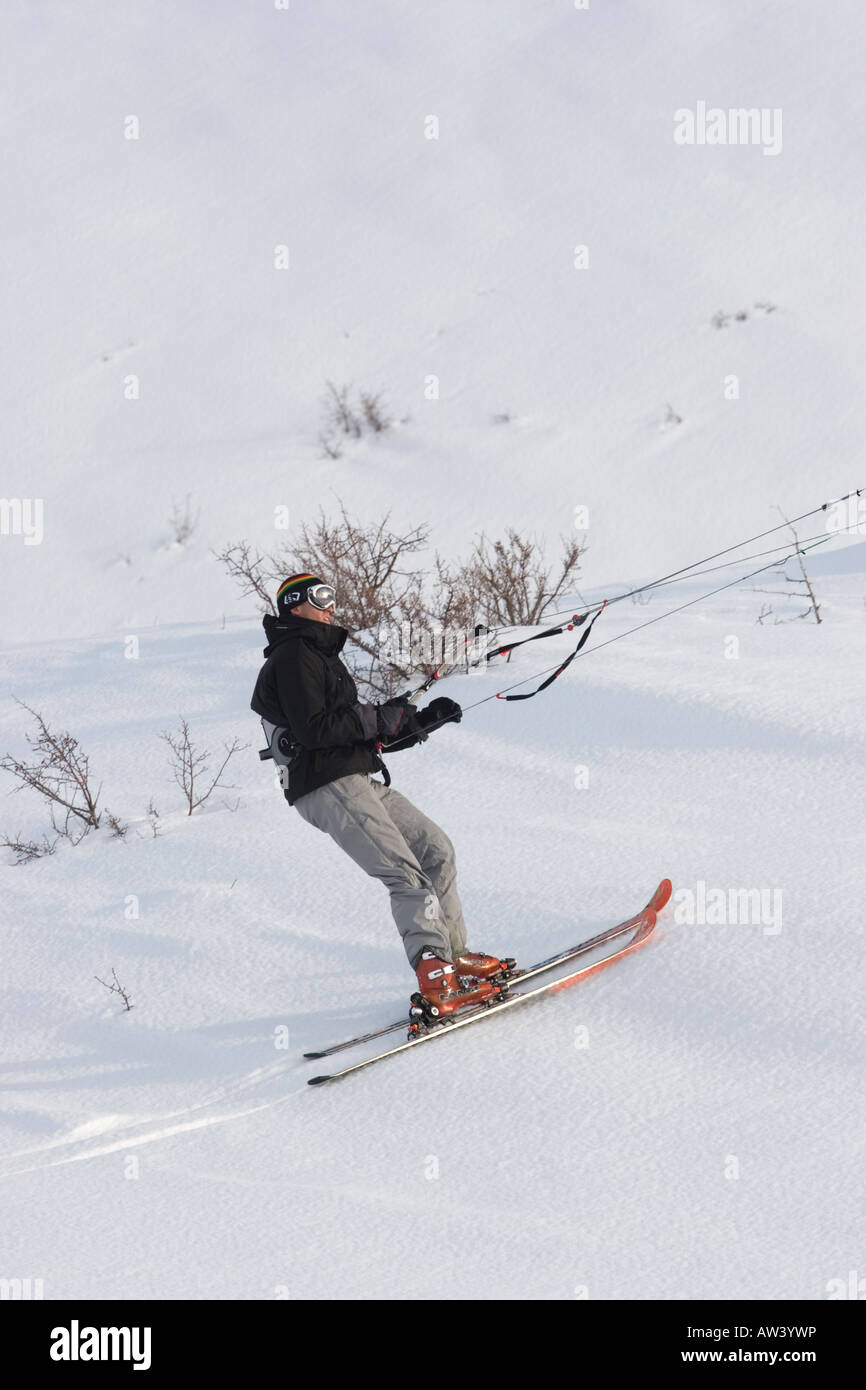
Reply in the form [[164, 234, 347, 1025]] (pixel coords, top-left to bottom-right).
[[495, 601, 608, 701]]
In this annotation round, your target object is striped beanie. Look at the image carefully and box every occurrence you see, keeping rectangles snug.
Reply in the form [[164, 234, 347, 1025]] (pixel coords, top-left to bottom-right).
[[276, 573, 325, 613]]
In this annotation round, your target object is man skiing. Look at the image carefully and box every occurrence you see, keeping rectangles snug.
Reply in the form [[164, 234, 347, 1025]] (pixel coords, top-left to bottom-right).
[[250, 573, 510, 1017]]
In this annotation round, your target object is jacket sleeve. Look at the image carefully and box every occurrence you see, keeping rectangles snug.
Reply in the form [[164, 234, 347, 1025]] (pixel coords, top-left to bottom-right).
[[275, 641, 368, 750]]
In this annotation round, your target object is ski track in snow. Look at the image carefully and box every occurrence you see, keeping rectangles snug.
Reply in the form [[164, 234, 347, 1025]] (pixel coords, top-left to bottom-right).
[[0, 1064, 306, 1176]]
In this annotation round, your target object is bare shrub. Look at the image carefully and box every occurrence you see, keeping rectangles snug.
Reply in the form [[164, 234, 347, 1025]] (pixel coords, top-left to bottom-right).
[[104, 809, 127, 838], [169, 494, 199, 546], [752, 509, 822, 625], [95, 967, 133, 1012], [782, 511, 821, 624], [432, 551, 486, 634], [146, 799, 161, 838], [216, 509, 585, 695], [319, 382, 392, 456], [359, 390, 391, 433], [1, 831, 58, 864], [215, 507, 432, 695], [435, 530, 584, 630], [1, 701, 102, 844], [212, 540, 281, 614], [161, 719, 247, 815], [319, 381, 362, 458], [319, 431, 342, 460], [294, 503, 430, 695]]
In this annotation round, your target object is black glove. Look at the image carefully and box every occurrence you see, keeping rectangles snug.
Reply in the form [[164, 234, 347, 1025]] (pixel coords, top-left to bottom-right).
[[416, 696, 462, 733], [379, 698, 428, 745], [353, 697, 428, 746]]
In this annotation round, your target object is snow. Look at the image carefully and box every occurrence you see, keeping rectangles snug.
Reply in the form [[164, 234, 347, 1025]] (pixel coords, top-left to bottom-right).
[[1, 0, 864, 1300]]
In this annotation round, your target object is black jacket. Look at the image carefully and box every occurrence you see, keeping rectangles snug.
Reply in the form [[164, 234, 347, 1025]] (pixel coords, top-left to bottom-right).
[[250, 614, 383, 804]]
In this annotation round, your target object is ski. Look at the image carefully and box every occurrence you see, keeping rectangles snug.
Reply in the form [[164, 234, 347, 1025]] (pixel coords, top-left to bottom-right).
[[303, 878, 672, 1060], [307, 878, 672, 1085]]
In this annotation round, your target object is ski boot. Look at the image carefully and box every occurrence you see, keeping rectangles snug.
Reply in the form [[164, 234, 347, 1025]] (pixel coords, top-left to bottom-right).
[[410, 951, 502, 1027], [452, 950, 517, 982]]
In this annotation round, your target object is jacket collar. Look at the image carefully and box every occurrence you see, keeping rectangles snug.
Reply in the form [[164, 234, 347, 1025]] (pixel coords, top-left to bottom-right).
[[262, 613, 348, 657]]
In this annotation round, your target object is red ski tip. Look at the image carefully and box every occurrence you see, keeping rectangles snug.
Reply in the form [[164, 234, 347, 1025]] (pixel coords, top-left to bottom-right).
[[652, 878, 673, 914]]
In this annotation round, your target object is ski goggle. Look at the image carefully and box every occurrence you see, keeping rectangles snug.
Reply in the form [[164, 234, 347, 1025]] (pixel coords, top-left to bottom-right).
[[305, 583, 336, 611]]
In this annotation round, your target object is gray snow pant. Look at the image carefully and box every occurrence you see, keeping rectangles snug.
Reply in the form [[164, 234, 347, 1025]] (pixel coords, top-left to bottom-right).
[[293, 773, 467, 968]]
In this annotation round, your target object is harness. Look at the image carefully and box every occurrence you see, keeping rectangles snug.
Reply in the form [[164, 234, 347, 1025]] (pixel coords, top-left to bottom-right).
[[257, 719, 300, 768], [257, 718, 392, 787]]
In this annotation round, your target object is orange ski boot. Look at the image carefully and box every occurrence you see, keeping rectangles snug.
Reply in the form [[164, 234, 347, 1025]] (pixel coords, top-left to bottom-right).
[[413, 951, 498, 1020], [452, 950, 516, 981]]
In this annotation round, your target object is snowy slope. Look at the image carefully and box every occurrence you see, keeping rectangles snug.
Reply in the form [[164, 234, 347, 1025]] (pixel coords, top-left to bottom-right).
[[1, 0, 865, 1300], [4, 0, 866, 638], [2, 570, 864, 1299]]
